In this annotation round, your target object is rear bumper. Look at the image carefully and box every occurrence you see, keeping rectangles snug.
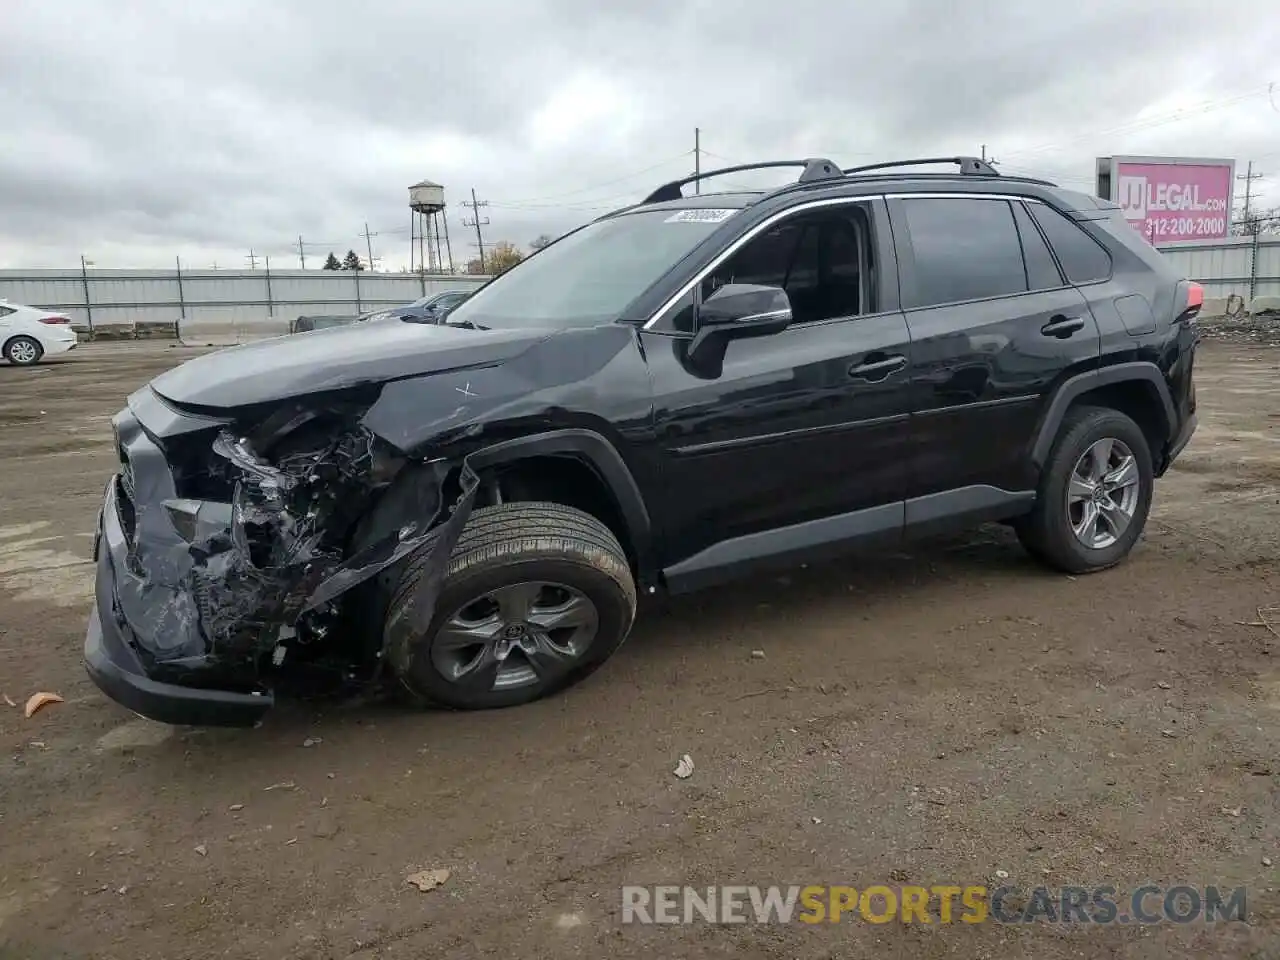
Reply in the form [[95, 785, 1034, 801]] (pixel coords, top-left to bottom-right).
[[84, 479, 273, 728], [1163, 411, 1198, 472], [44, 336, 78, 356]]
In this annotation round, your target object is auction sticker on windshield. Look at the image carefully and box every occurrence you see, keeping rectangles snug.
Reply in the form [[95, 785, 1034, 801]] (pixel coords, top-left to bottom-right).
[[665, 209, 738, 224]]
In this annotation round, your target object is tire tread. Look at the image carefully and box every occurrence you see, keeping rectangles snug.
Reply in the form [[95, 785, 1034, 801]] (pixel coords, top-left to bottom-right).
[[388, 501, 636, 710]]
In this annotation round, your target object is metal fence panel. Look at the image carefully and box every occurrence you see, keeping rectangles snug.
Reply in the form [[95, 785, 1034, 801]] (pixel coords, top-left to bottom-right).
[[1155, 237, 1280, 300], [0, 268, 489, 332], [5, 239, 1274, 331]]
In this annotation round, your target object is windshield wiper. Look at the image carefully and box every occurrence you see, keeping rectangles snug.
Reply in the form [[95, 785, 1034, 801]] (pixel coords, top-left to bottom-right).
[[445, 318, 488, 330]]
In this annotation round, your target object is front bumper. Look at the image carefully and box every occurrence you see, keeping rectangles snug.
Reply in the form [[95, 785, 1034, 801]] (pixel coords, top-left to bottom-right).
[[84, 478, 273, 727]]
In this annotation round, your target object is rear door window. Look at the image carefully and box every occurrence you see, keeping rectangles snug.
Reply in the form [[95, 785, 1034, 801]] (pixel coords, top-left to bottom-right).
[[1012, 202, 1064, 291], [900, 198, 1028, 307], [1029, 203, 1113, 283]]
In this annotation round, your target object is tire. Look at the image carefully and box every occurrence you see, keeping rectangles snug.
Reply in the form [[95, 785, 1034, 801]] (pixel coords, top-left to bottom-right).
[[1016, 405, 1154, 574], [4, 336, 43, 366], [388, 501, 637, 710]]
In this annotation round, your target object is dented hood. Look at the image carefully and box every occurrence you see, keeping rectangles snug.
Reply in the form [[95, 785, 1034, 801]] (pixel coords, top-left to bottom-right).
[[152, 321, 554, 409]]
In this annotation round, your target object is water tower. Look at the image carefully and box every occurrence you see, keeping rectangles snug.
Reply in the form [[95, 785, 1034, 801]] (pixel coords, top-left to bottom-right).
[[408, 179, 454, 274]]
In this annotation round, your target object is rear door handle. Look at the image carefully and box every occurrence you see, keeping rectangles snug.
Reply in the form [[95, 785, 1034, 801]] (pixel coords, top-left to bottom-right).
[[849, 354, 907, 381], [1041, 315, 1086, 338]]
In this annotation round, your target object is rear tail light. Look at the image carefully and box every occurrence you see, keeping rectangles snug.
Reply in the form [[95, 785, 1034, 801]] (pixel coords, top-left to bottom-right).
[[38, 316, 71, 325], [1175, 281, 1203, 324]]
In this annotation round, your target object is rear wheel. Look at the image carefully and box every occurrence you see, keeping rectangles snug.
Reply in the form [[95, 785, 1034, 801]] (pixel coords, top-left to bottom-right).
[[388, 501, 637, 709], [1017, 406, 1154, 574], [4, 336, 43, 366]]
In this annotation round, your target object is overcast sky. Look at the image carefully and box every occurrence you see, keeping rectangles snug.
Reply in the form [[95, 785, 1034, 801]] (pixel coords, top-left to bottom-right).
[[2, 0, 1278, 270]]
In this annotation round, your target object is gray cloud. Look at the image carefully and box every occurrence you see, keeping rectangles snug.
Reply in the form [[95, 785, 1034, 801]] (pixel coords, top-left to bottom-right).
[[2, 0, 1277, 268]]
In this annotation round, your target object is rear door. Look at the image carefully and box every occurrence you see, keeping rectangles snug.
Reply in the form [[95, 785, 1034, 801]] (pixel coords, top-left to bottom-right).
[[888, 194, 1100, 512]]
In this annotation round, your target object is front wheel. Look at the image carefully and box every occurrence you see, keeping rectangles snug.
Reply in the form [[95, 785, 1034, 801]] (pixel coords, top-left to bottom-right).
[[4, 336, 43, 366], [1017, 406, 1154, 574], [388, 501, 637, 710]]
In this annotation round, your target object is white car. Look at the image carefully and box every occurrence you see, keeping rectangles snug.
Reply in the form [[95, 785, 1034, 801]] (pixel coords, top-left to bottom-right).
[[0, 300, 79, 365]]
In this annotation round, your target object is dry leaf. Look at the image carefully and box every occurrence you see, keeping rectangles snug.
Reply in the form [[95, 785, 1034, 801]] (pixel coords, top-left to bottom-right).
[[24, 691, 63, 718], [673, 755, 694, 779], [406, 868, 450, 892]]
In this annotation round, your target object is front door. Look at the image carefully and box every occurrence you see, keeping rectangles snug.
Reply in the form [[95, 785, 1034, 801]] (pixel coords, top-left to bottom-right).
[[640, 198, 914, 589]]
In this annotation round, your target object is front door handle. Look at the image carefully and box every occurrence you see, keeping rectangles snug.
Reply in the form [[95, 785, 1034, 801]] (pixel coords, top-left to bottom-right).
[[849, 354, 907, 382], [1041, 315, 1086, 338]]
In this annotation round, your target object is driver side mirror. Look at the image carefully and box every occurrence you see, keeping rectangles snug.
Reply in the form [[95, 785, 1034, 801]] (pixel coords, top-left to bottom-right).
[[687, 283, 792, 373], [697, 283, 792, 337]]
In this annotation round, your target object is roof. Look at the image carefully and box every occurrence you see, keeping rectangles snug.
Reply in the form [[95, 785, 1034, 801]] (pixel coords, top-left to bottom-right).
[[410, 179, 442, 188]]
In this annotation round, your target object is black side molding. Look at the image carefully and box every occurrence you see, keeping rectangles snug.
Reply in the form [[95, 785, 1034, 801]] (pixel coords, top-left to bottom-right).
[[465, 428, 653, 576], [904, 485, 1036, 538], [1030, 362, 1176, 469], [662, 502, 903, 594]]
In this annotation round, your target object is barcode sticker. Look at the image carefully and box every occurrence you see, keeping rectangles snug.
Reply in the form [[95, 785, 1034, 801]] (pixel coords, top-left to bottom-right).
[[664, 208, 738, 224]]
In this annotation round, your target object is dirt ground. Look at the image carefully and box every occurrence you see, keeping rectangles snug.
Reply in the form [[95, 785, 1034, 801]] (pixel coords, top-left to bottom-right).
[[1, 339, 1278, 960]]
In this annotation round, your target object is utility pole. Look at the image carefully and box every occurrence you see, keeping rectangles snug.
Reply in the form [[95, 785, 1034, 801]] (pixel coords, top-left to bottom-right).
[[462, 189, 490, 272], [245, 248, 258, 270], [1237, 161, 1264, 225], [360, 222, 378, 272], [695, 127, 701, 195], [296, 235, 306, 270], [80, 254, 94, 334], [980, 144, 998, 164], [264, 254, 275, 317]]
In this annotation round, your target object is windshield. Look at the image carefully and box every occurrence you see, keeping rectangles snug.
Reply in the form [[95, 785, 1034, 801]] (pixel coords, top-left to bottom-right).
[[444, 207, 738, 329]]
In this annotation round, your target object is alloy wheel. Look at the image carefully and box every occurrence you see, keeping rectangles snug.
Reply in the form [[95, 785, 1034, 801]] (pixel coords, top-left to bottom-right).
[[1066, 437, 1141, 550], [8, 339, 38, 364], [431, 581, 600, 691]]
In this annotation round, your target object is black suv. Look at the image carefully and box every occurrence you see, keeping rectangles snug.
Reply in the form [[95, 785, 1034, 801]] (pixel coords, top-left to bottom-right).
[[85, 156, 1201, 727]]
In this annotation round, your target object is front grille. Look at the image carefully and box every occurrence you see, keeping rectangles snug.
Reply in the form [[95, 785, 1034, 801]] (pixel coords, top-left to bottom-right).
[[115, 474, 137, 543], [118, 441, 136, 503]]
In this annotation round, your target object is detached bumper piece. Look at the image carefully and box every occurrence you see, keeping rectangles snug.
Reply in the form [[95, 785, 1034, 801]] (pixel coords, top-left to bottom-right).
[[85, 478, 273, 727]]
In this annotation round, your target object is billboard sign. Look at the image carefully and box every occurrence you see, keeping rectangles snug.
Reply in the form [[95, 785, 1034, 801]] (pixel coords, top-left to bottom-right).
[[1095, 155, 1234, 245]]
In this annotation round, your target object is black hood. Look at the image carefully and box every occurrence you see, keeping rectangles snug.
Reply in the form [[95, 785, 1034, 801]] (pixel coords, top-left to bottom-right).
[[151, 321, 554, 409]]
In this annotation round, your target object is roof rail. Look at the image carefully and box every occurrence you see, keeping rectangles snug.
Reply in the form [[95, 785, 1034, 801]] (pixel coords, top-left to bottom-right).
[[841, 156, 999, 177], [642, 158, 842, 204]]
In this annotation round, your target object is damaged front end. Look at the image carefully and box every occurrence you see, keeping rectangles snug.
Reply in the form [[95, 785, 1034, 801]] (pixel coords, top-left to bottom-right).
[[85, 386, 479, 727]]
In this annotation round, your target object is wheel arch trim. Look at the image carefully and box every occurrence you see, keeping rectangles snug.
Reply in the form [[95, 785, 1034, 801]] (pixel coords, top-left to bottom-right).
[[464, 428, 654, 578], [1030, 362, 1176, 470]]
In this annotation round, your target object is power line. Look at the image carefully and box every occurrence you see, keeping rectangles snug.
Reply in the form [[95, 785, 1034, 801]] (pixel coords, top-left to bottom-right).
[[461, 188, 490, 271], [999, 84, 1274, 162], [489, 191, 642, 211], [489, 150, 693, 205]]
